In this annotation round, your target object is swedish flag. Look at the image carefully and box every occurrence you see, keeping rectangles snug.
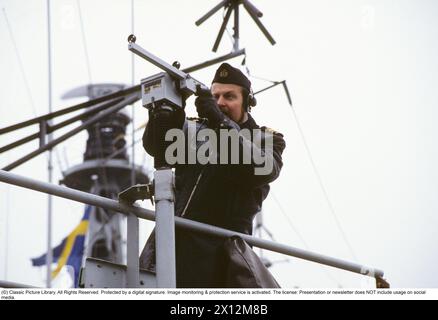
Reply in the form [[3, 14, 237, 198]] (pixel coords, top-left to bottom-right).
[[32, 205, 91, 287]]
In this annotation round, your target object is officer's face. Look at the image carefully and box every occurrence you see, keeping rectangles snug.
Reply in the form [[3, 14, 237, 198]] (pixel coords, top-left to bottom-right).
[[211, 83, 245, 123]]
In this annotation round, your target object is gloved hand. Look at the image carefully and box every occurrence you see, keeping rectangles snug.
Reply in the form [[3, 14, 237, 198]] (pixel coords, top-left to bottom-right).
[[195, 87, 225, 129]]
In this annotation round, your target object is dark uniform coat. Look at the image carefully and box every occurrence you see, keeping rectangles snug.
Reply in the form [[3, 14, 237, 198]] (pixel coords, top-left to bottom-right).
[[140, 113, 285, 288]]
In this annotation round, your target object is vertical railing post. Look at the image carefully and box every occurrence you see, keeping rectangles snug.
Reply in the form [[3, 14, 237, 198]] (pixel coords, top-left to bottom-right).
[[39, 121, 47, 148], [154, 169, 176, 288], [126, 213, 139, 287]]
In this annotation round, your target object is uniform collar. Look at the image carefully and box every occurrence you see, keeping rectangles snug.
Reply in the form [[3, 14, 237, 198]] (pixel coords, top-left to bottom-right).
[[240, 113, 259, 130]]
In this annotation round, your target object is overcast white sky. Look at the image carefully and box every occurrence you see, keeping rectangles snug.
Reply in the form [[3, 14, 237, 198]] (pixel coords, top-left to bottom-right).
[[1, 0, 438, 288]]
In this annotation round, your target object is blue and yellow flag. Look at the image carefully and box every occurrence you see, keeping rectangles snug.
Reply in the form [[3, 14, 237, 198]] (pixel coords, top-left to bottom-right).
[[32, 205, 91, 287]]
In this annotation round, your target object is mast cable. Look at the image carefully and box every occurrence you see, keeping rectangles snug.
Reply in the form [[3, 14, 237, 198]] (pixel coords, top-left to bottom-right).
[[289, 100, 359, 262], [76, 0, 93, 84], [245, 57, 359, 262], [2, 8, 37, 117]]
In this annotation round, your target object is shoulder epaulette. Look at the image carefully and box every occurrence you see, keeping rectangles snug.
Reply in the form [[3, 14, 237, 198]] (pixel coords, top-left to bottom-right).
[[261, 126, 284, 137]]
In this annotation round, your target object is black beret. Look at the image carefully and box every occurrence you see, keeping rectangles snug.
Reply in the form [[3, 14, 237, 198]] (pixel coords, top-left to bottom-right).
[[212, 63, 251, 91]]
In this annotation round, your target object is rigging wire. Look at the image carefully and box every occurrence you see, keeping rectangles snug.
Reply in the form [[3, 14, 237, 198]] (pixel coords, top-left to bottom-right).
[[3, 7, 66, 178], [271, 192, 310, 249], [242, 57, 356, 282], [77, 0, 111, 195], [242, 60, 278, 84], [244, 56, 359, 263], [241, 57, 351, 285], [76, 0, 93, 84], [289, 97, 359, 262], [2, 8, 37, 117], [246, 69, 278, 84]]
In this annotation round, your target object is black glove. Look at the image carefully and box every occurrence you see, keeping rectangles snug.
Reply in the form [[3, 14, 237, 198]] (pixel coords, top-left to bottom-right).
[[195, 87, 225, 129]]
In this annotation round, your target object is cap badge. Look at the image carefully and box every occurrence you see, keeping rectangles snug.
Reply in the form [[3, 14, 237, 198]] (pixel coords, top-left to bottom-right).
[[219, 69, 228, 78]]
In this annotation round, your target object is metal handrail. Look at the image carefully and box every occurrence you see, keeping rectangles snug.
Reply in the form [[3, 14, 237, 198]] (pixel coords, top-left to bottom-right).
[[0, 169, 385, 286]]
